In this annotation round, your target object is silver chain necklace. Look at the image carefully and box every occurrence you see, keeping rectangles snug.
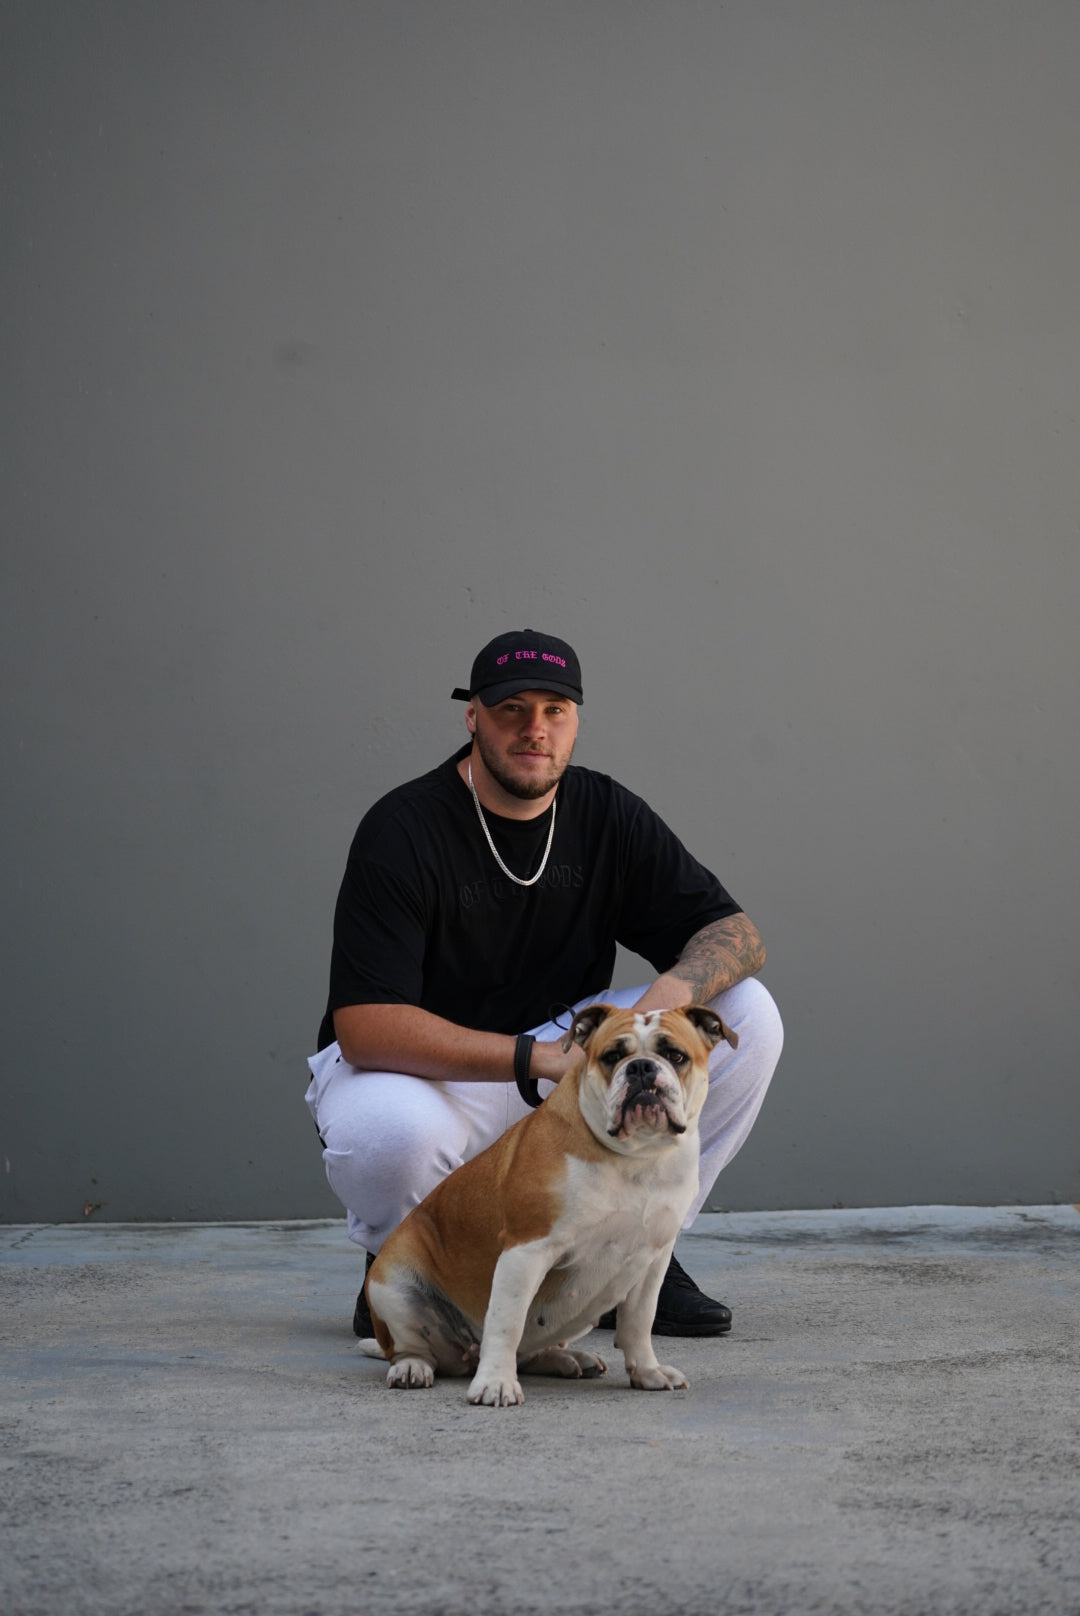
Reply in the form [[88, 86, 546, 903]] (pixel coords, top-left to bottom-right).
[[467, 762, 557, 888]]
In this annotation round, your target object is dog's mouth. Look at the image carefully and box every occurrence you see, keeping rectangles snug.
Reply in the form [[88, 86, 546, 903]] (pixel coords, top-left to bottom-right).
[[608, 1084, 686, 1138]]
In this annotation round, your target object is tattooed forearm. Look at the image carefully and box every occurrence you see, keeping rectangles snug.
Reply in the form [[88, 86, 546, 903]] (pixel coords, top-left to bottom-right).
[[669, 914, 766, 1003]]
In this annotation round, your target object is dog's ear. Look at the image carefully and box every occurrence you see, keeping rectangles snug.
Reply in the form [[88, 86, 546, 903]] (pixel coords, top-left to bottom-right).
[[562, 1002, 616, 1053], [682, 1005, 739, 1051]]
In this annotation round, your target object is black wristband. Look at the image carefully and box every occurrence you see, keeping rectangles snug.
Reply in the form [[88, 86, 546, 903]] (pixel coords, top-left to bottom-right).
[[514, 1033, 542, 1109]]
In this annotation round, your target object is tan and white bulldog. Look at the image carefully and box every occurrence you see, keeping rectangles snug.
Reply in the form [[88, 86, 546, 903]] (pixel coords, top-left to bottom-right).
[[360, 1001, 737, 1406]]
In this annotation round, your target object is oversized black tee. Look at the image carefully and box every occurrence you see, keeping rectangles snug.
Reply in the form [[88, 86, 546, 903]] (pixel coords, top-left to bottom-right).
[[317, 745, 741, 1048]]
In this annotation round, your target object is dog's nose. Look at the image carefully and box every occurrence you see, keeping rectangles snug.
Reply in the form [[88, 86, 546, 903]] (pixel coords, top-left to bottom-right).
[[624, 1058, 659, 1093]]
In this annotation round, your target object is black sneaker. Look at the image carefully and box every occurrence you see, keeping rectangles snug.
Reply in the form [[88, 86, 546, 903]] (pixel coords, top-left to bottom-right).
[[352, 1251, 377, 1337], [595, 1253, 733, 1337]]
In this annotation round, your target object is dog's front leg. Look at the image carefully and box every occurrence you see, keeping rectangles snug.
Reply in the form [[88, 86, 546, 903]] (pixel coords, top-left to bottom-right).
[[468, 1240, 554, 1408], [617, 1249, 689, 1392]]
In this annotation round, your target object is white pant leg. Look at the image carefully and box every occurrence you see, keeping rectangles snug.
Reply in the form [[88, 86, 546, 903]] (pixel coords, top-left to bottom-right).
[[304, 1047, 515, 1253], [302, 1000, 606, 1252], [688, 976, 784, 1224]]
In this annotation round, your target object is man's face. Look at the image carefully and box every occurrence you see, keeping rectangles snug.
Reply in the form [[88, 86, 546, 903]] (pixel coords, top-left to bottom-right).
[[468, 689, 579, 801]]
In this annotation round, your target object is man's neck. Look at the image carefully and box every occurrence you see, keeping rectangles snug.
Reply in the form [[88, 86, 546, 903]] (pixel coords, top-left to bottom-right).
[[456, 749, 557, 822]]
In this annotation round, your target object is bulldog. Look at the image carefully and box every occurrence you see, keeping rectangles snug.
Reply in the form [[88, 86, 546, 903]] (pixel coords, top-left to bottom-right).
[[359, 1001, 737, 1406]]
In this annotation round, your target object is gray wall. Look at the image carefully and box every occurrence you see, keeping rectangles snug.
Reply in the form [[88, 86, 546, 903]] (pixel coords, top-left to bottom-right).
[[3, 2, 1078, 1224]]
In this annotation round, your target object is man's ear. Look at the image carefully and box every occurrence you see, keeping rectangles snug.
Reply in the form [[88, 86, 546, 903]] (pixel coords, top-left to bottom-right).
[[683, 1004, 739, 1051], [465, 701, 478, 735], [562, 1002, 615, 1053]]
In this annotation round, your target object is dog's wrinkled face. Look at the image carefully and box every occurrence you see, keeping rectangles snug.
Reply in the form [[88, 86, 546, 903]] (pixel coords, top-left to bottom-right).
[[565, 1004, 737, 1153]]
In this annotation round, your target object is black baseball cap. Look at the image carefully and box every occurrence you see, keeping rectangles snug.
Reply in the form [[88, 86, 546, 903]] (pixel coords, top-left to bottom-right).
[[451, 629, 583, 706]]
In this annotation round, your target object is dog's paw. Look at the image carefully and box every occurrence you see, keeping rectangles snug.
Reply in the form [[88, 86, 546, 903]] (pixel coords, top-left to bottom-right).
[[564, 1348, 608, 1378], [386, 1355, 435, 1389], [468, 1370, 524, 1407], [628, 1361, 689, 1392], [521, 1347, 609, 1379]]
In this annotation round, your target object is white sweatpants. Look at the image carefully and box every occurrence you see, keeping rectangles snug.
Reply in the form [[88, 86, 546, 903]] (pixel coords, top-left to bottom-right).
[[304, 978, 783, 1254]]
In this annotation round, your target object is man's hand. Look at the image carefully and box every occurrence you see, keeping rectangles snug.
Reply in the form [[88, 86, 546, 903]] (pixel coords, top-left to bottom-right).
[[633, 914, 766, 1015], [528, 1037, 579, 1087]]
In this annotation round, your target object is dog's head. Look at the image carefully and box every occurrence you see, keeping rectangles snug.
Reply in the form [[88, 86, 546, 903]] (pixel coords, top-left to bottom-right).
[[562, 1003, 738, 1153]]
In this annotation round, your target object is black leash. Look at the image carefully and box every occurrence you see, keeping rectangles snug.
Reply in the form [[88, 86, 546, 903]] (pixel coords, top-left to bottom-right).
[[514, 1003, 577, 1109]]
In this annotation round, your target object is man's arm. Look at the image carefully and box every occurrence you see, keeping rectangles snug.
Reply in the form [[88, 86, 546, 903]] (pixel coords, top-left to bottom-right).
[[632, 913, 766, 1015], [333, 912, 765, 1083], [333, 1003, 576, 1086]]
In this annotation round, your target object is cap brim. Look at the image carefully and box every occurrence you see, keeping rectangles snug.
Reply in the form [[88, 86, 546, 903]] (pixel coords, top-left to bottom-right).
[[475, 677, 582, 706]]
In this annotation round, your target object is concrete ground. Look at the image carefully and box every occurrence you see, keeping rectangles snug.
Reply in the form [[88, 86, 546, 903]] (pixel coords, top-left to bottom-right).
[[2, 1207, 1078, 1616]]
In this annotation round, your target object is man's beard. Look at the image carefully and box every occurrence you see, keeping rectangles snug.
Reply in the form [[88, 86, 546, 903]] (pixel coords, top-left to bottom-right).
[[474, 726, 574, 801]]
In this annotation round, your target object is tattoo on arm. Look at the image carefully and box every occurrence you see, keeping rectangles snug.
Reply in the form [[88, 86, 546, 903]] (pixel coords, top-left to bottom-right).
[[671, 914, 766, 1002]]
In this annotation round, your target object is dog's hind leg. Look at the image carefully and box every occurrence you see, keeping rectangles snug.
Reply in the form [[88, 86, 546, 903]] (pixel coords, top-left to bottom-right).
[[368, 1270, 480, 1389], [366, 1272, 439, 1389]]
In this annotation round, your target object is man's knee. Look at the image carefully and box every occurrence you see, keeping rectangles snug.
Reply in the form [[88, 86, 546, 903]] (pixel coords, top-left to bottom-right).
[[711, 976, 784, 1075], [323, 1085, 446, 1182], [316, 1070, 465, 1225]]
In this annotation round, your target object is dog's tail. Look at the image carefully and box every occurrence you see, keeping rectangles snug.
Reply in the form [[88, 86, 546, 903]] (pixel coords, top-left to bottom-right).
[[356, 1337, 387, 1360]]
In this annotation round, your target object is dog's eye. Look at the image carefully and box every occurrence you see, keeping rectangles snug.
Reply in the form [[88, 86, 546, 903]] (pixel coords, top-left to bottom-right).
[[600, 1049, 621, 1068], [666, 1049, 688, 1067]]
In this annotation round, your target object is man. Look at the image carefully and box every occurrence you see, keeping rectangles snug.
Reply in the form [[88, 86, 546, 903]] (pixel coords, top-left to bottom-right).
[[306, 628, 783, 1338]]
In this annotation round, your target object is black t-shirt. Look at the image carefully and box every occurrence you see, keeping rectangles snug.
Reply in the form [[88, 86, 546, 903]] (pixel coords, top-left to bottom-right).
[[317, 745, 741, 1048]]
